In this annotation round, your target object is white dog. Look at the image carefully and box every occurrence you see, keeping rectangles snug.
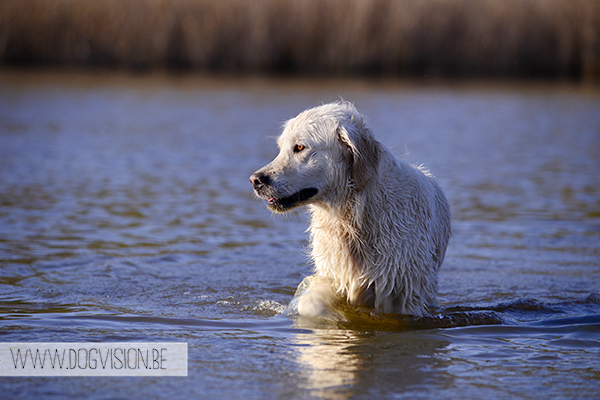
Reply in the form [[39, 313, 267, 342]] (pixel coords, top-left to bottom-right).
[[250, 101, 451, 319]]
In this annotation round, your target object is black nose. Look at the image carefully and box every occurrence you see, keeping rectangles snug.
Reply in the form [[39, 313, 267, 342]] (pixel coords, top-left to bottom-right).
[[250, 172, 270, 189]]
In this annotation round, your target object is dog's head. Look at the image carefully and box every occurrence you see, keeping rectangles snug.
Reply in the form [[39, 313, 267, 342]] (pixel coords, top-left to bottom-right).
[[250, 101, 380, 212]]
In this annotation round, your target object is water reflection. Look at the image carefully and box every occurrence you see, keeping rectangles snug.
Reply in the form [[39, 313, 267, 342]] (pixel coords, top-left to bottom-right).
[[291, 327, 451, 399], [292, 330, 358, 400]]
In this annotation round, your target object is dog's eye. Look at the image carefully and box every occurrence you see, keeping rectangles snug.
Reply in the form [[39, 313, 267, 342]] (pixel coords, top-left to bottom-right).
[[293, 144, 305, 153]]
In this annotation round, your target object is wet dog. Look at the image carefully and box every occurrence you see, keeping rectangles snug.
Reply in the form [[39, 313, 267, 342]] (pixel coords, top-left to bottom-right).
[[250, 101, 451, 319]]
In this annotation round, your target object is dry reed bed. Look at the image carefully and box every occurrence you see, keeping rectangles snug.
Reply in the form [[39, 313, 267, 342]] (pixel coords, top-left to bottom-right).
[[1, 0, 599, 78]]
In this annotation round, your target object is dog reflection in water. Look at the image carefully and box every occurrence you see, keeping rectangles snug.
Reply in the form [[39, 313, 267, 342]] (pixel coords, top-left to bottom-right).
[[290, 326, 447, 398]]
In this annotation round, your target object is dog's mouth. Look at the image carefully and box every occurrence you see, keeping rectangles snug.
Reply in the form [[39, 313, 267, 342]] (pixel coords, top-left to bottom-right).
[[266, 188, 319, 212]]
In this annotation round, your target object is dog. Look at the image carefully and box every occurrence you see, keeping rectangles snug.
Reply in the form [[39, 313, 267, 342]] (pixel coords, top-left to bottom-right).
[[250, 101, 451, 319]]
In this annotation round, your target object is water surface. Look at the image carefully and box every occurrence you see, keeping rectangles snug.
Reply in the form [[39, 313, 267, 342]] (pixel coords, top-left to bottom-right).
[[1, 70, 599, 399]]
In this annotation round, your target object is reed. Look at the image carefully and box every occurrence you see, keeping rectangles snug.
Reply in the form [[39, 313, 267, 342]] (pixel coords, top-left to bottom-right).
[[1, 0, 598, 79]]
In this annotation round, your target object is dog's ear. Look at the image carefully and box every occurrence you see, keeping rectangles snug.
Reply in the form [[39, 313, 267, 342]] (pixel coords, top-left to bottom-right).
[[337, 120, 380, 190]]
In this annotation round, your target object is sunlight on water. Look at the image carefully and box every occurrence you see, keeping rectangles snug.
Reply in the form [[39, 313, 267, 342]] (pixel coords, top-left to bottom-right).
[[0, 70, 599, 399]]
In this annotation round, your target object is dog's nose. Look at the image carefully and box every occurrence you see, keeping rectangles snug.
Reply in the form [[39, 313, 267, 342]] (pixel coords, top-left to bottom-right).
[[250, 172, 270, 189]]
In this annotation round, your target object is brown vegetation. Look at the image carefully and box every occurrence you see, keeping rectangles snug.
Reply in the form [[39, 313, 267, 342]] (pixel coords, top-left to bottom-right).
[[1, 0, 599, 79]]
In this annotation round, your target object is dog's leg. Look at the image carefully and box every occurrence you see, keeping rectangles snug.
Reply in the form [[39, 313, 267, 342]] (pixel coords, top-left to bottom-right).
[[296, 276, 344, 321]]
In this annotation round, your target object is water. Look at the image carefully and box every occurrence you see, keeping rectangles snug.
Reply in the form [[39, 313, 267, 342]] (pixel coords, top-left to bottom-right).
[[1, 69, 599, 399]]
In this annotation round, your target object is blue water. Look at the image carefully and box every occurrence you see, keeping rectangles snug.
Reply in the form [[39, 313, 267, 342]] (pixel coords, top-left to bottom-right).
[[0, 69, 599, 399]]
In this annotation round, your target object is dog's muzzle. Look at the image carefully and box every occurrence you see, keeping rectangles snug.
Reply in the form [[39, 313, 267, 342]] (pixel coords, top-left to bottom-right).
[[250, 172, 270, 191], [249, 172, 318, 212]]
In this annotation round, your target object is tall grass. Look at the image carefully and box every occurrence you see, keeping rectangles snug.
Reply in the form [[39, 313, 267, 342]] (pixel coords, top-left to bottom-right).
[[1, 0, 598, 79]]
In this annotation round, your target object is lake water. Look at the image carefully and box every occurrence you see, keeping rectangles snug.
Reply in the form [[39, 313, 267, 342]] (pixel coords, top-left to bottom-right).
[[1, 69, 599, 399]]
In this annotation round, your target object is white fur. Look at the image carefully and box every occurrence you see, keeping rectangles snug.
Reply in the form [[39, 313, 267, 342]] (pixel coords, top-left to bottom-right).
[[251, 101, 451, 318]]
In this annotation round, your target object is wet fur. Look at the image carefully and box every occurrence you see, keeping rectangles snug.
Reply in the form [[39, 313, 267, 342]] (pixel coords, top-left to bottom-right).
[[251, 101, 451, 319]]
